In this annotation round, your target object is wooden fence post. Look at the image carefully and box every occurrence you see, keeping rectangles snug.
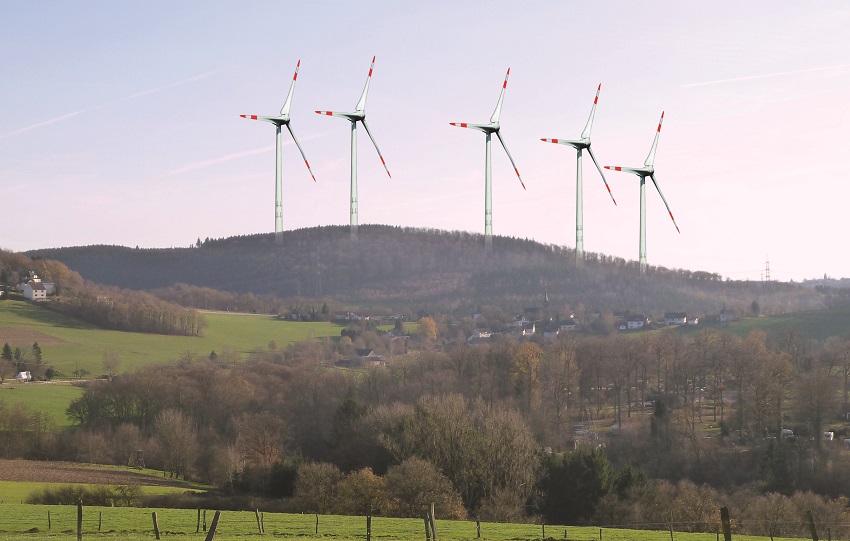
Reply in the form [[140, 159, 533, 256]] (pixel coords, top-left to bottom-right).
[[98, 511, 102, 532], [47, 510, 51, 531], [367, 515, 372, 541], [77, 501, 82, 541], [204, 511, 221, 541], [152, 511, 161, 540], [203, 509, 207, 532], [542, 522, 546, 539], [430, 503, 438, 541], [424, 515, 431, 541], [669, 510, 675, 541], [476, 518, 480, 539], [316, 514, 319, 534], [196, 509, 201, 533], [806, 510, 819, 541], [261, 512, 265, 534], [255, 509, 262, 534], [720, 507, 732, 541]]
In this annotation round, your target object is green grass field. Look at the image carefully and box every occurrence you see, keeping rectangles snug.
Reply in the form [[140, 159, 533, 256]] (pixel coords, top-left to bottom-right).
[[670, 309, 850, 342], [0, 504, 811, 541], [0, 300, 344, 377], [0, 384, 83, 427], [0, 481, 197, 504]]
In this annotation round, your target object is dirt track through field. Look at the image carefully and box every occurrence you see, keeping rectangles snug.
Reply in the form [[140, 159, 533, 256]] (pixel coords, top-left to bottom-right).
[[0, 459, 193, 487]]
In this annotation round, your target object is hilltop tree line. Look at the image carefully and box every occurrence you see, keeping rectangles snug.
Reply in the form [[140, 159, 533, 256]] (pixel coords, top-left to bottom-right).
[[0, 249, 203, 337], [28, 225, 826, 317], [1, 327, 849, 529]]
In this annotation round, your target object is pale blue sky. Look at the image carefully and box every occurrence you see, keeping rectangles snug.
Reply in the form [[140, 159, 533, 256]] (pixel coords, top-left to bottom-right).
[[2, 1, 849, 281]]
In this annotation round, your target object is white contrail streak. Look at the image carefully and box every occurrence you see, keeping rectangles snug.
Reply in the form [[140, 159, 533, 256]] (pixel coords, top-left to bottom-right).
[[164, 145, 275, 176], [681, 63, 850, 88], [0, 109, 92, 138], [164, 132, 325, 176], [120, 70, 218, 101], [0, 70, 219, 138]]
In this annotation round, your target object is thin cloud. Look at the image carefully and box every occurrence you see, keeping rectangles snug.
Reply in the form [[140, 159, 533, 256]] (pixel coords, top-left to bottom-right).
[[0, 70, 219, 139], [0, 109, 91, 138], [164, 145, 275, 176], [681, 63, 850, 88], [120, 70, 218, 101], [164, 132, 326, 176]]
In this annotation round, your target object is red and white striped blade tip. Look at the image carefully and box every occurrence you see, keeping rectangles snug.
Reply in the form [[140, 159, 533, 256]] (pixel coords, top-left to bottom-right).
[[240, 115, 259, 120]]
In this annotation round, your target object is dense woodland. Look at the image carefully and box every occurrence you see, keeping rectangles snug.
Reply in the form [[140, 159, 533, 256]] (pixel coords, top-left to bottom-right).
[[29, 226, 830, 317], [3, 324, 850, 532]]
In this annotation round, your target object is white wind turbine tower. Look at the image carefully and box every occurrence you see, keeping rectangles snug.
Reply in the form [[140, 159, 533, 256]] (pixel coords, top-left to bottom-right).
[[315, 56, 391, 241], [541, 84, 617, 264], [450, 68, 526, 252], [240, 60, 316, 245], [604, 112, 680, 274]]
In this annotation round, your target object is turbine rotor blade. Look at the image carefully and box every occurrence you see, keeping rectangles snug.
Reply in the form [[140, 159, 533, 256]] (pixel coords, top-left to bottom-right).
[[281, 59, 300, 116], [649, 174, 680, 233], [355, 56, 376, 113], [580, 83, 601, 139], [361, 119, 391, 178], [240, 114, 260, 120], [587, 147, 616, 205], [604, 165, 641, 175], [644, 111, 664, 166], [315, 110, 350, 119], [286, 124, 316, 182], [495, 131, 525, 190], [489, 68, 510, 123]]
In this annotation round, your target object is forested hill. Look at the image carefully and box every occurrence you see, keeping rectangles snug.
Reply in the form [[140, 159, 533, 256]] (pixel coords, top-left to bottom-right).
[[29, 225, 827, 316]]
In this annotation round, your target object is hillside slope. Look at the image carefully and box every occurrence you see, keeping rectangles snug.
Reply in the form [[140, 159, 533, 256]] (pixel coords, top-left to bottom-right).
[[29, 225, 826, 316]]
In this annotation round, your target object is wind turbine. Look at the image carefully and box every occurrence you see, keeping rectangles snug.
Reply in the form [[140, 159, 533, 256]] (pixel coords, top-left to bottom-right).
[[450, 68, 525, 252], [540, 84, 617, 264], [604, 112, 680, 274], [315, 56, 391, 241], [240, 60, 316, 246]]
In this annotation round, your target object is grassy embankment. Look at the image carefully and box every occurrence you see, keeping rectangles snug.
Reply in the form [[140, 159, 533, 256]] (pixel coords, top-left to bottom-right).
[[0, 300, 343, 376], [665, 309, 850, 342]]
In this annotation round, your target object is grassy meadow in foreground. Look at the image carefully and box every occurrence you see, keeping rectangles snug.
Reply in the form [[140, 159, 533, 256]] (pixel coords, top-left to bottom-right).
[[0, 504, 809, 541]]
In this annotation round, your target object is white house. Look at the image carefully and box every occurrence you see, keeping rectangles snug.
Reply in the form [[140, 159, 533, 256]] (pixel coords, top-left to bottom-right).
[[664, 312, 687, 325], [626, 315, 649, 330], [15, 371, 32, 382], [23, 281, 47, 301]]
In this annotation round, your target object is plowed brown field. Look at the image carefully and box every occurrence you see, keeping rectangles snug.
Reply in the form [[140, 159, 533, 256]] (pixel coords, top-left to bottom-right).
[[0, 459, 191, 487]]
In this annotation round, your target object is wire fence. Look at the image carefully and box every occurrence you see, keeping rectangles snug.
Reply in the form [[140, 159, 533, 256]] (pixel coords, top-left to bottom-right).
[[0, 504, 843, 541]]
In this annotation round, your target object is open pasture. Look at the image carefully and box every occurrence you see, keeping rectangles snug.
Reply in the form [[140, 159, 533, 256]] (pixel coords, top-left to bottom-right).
[[0, 300, 343, 377], [664, 309, 850, 343], [0, 383, 83, 427]]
